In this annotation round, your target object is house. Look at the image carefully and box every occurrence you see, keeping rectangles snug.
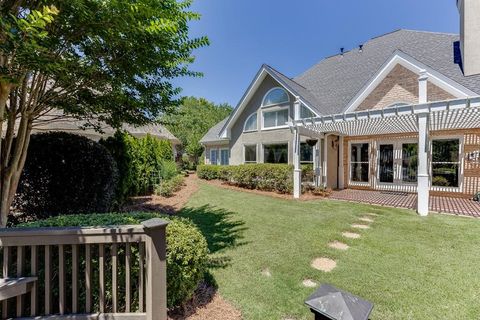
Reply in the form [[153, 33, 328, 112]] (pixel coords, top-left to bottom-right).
[[31, 109, 181, 158], [200, 0, 480, 215]]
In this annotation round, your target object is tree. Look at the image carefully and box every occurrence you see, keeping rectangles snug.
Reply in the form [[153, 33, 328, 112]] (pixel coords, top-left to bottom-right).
[[162, 97, 231, 162], [0, 0, 208, 226]]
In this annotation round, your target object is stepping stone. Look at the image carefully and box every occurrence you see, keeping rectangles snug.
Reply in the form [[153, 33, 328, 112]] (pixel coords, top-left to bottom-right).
[[311, 257, 336, 272], [359, 217, 374, 223], [328, 241, 349, 250], [342, 232, 361, 239], [302, 279, 318, 288], [352, 224, 370, 230], [261, 268, 271, 277]]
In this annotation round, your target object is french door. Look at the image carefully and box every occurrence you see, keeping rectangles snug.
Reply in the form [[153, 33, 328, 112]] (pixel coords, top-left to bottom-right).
[[377, 141, 418, 185]]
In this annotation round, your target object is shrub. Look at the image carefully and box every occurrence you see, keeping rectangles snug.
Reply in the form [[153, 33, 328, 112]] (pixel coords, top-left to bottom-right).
[[20, 212, 209, 308], [101, 131, 174, 200], [197, 164, 221, 180], [198, 164, 294, 193], [155, 175, 185, 198], [14, 132, 118, 220]]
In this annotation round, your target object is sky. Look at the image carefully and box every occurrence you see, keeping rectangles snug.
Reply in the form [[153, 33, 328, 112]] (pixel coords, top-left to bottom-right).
[[174, 0, 460, 107]]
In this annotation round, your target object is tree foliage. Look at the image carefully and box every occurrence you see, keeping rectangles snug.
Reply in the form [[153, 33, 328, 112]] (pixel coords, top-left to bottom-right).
[[0, 0, 208, 225], [14, 132, 119, 221], [162, 97, 232, 161], [100, 131, 175, 202]]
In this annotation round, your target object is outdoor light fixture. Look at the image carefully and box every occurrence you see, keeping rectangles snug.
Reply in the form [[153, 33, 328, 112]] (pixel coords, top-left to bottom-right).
[[304, 284, 373, 320], [306, 139, 318, 147]]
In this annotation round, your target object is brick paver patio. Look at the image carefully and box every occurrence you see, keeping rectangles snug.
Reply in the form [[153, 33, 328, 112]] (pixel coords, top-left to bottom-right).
[[330, 189, 480, 218]]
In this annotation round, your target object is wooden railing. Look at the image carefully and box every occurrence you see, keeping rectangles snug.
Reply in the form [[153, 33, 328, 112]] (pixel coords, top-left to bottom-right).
[[0, 218, 168, 320]]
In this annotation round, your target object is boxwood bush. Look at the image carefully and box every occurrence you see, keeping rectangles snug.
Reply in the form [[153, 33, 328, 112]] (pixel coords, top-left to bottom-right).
[[20, 212, 209, 308], [14, 132, 119, 220], [198, 164, 314, 194]]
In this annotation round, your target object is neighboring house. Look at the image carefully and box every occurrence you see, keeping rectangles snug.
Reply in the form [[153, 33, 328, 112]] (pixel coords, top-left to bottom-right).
[[201, 0, 480, 215], [31, 110, 181, 158]]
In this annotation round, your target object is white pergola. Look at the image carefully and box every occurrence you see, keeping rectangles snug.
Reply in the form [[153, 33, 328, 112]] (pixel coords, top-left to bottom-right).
[[290, 96, 480, 216]]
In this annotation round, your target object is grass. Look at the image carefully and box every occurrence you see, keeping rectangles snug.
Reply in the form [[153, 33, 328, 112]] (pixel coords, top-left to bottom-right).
[[179, 182, 480, 320]]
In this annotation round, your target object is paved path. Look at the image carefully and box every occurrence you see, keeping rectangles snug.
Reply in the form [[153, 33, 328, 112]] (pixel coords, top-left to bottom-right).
[[330, 189, 480, 218]]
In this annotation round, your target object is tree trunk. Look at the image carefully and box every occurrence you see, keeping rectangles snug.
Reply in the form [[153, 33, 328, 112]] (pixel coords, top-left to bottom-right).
[[0, 111, 32, 227]]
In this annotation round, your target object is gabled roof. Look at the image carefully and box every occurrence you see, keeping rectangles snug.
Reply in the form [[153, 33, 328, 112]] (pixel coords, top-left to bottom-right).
[[217, 64, 322, 139], [294, 29, 480, 114], [204, 29, 480, 143], [199, 117, 229, 144], [31, 109, 181, 143]]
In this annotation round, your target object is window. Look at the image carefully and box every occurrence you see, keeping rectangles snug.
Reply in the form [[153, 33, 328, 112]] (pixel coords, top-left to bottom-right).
[[262, 87, 289, 107], [262, 108, 289, 129], [220, 149, 229, 165], [300, 105, 316, 119], [350, 143, 369, 182], [300, 143, 313, 163], [210, 149, 218, 165], [264, 144, 288, 164], [432, 139, 460, 187], [244, 145, 257, 163], [402, 143, 418, 183], [244, 113, 257, 132], [378, 144, 394, 183]]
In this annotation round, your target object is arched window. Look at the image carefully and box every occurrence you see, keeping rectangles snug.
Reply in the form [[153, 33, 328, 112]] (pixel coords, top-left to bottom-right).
[[262, 87, 289, 107], [244, 113, 257, 132]]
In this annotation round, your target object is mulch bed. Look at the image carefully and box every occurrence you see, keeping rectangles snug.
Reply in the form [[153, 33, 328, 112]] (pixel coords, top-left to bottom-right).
[[124, 173, 200, 214]]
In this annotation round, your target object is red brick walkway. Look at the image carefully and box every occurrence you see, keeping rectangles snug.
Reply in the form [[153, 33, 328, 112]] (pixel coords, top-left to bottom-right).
[[330, 189, 480, 218]]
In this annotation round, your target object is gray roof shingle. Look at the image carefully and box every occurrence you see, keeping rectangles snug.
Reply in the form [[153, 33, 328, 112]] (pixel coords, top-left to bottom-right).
[[199, 117, 229, 144], [294, 29, 480, 115], [202, 30, 480, 143]]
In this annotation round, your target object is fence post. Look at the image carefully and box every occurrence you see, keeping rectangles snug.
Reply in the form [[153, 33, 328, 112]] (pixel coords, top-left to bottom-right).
[[142, 218, 169, 320]]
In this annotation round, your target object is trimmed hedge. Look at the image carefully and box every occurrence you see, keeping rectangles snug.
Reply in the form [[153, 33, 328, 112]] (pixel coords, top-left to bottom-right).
[[14, 132, 119, 220], [197, 164, 314, 194], [101, 131, 175, 201], [20, 212, 209, 308]]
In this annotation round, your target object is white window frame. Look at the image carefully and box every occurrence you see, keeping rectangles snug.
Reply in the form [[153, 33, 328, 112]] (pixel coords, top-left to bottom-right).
[[376, 139, 418, 186], [219, 148, 230, 165], [261, 106, 290, 130], [348, 140, 371, 186], [243, 144, 257, 164], [430, 135, 464, 193], [243, 113, 258, 133], [300, 142, 314, 164], [262, 142, 289, 164], [210, 148, 219, 165], [262, 87, 290, 107]]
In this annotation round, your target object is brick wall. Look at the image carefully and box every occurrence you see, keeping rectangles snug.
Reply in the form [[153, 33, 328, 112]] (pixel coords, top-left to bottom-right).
[[357, 65, 456, 111]]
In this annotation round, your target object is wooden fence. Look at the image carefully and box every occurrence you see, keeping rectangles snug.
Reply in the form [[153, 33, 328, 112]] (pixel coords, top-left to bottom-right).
[[0, 218, 168, 320]]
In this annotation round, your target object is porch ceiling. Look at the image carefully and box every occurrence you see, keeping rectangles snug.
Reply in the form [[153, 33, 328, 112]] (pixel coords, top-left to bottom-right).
[[291, 97, 480, 136]]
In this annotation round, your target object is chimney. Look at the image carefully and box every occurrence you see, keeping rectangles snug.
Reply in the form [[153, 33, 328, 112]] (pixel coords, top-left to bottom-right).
[[457, 0, 480, 76]]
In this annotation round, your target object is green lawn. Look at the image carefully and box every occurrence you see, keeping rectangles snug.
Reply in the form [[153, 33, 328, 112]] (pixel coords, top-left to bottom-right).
[[179, 182, 480, 320]]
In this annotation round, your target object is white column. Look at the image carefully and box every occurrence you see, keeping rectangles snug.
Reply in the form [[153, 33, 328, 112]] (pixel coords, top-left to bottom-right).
[[294, 98, 301, 121], [314, 141, 321, 187], [419, 70, 428, 104], [322, 135, 329, 187], [293, 129, 302, 198], [417, 113, 429, 216], [338, 136, 345, 189]]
